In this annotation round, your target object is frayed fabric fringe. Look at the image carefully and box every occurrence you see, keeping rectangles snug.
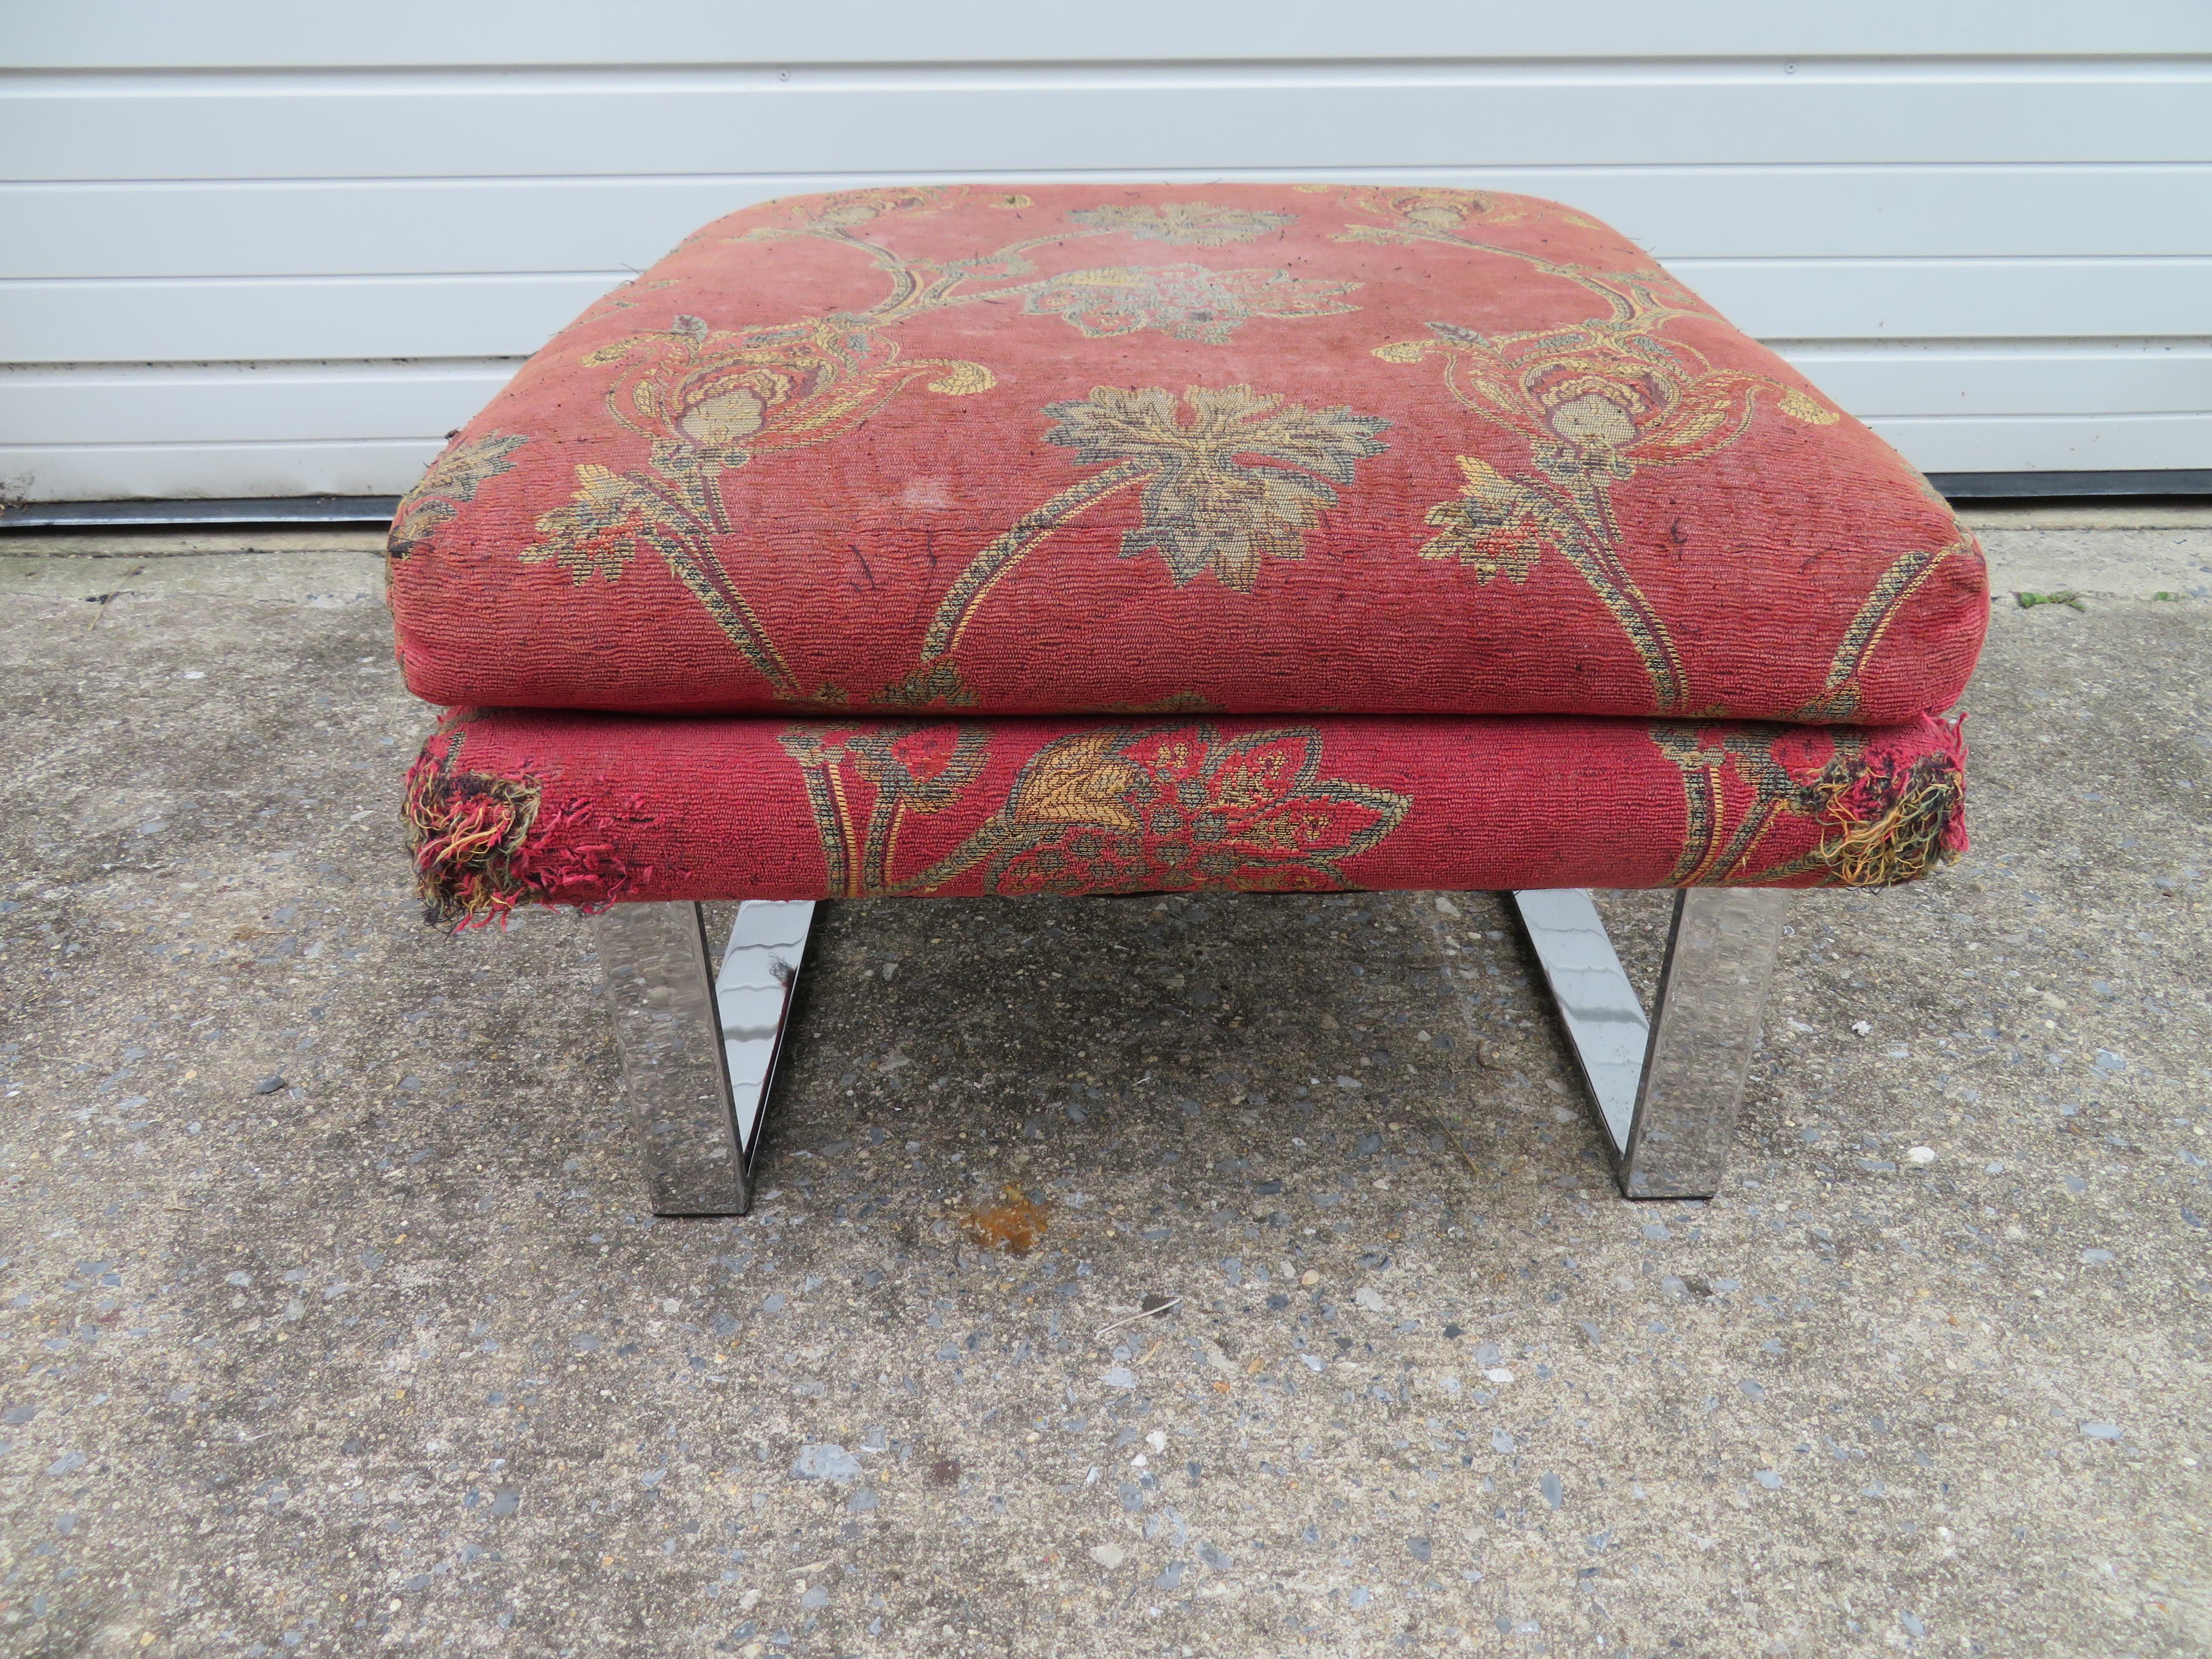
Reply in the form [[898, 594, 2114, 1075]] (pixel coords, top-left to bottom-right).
[[1809, 721, 1968, 887], [403, 733, 647, 928], [402, 751, 547, 927]]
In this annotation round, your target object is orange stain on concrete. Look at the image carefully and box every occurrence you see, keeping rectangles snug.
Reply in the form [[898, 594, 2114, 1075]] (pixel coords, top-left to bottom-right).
[[960, 1185, 1048, 1255]]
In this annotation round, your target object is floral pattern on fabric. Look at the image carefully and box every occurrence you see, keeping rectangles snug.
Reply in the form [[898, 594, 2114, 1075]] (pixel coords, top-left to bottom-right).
[[387, 184, 1988, 729], [1651, 722, 1965, 887], [388, 432, 527, 559], [769, 186, 971, 230], [517, 201, 1370, 705], [1379, 270, 1839, 712], [401, 709, 1970, 927], [1064, 202, 1298, 245], [1330, 186, 1513, 231], [982, 725, 1409, 896], [778, 723, 991, 896], [780, 720, 1409, 898], [523, 314, 992, 698], [909, 385, 1391, 684], [1020, 264, 1357, 343]]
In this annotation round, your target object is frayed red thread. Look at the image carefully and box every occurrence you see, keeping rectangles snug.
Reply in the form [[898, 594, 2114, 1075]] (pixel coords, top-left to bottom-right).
[[403, 750, 541, 927], [1808, 715, 1968, 887], [404, 737, 655, 927]]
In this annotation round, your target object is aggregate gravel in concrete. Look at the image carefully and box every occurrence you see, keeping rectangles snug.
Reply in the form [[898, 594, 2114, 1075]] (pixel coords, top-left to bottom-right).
[[0, 518, 2206, 1657]]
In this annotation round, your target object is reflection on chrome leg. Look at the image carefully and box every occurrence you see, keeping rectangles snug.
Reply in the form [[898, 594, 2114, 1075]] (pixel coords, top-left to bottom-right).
[[1515, 887, 1786, 1199], [593, 899, 816, 1217]]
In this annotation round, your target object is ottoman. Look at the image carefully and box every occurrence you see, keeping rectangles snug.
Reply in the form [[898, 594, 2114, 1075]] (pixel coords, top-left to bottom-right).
[[388, 184, 1985, 1214]]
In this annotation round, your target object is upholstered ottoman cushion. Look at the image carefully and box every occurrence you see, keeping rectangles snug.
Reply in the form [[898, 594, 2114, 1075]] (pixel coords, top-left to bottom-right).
[[387, 184, 1987, 725], [404, 709, 1966, 926]]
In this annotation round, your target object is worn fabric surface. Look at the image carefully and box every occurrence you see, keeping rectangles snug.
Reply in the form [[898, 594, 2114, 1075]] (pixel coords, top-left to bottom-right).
[[404, 709, 1968, 925], [385, 184, 1988, 724]]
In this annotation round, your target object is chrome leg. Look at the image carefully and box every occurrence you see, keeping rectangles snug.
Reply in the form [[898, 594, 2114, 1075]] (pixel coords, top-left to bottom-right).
[[1511, 889, 1649, 1156], [1513, 888, 1787, 1199], [590, 899, 815, 1217], [713, 899, 815, 1182]]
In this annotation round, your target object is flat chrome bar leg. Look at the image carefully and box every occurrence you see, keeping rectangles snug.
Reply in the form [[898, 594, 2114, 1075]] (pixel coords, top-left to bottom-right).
[[1511, 889, 1649, 1155], [590, 899, 816, 1217], [713, 899, 815, 1186], [1621, 888, 1787, 1198], [1514, 887, 1787, 1200], [593, 911, 748, 1221], [592, 900, 746, 1215]]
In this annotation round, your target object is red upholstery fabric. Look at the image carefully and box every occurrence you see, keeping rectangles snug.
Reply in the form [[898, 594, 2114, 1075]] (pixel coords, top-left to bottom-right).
[[387, 185, 1987, 725], [405, 709, 1968, 926]]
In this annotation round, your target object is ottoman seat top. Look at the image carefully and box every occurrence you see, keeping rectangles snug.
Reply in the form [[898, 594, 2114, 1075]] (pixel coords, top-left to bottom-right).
[[387, 184, 1987, 725]]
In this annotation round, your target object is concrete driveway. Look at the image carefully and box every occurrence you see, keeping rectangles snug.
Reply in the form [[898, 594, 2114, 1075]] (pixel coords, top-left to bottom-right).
[[0, 504, 2206, 1656]]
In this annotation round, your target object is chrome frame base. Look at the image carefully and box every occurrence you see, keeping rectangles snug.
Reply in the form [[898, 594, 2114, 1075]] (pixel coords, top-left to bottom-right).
[[591, 888, 1779, 1215], [590, 899, 814, 1217], [1514, 888, 1787, 1199]]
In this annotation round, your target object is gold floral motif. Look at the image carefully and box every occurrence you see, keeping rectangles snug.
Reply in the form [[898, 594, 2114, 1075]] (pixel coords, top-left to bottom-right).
[[1005, 730, 1141, 832], [580, 312, 992, 469], [1335, 186, 1510, 231], [525, 314, 992, 698], [1020, 264, 1357, 344], [389, 432, 528, 559], [1063, 202, 1297, 245], [1652, 725, 1843, 885], [1380, 271, 1840, 711], [1334, 186, 1593, 241], [773, 187, 969, 230], [979, 724, 1408, 897], [520, 200, 1367, 701], [779, 724, 990, 897], [1348, 192, 1960, 716], [1049, 386, 1389, 588], [1418, 457, 1548, 584], [782, 721, 1409, 898], [914, 384, 1391, 672]]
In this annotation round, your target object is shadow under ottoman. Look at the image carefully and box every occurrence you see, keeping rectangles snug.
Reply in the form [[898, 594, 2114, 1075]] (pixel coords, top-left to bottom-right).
[[594, 886, 1786, 1216]]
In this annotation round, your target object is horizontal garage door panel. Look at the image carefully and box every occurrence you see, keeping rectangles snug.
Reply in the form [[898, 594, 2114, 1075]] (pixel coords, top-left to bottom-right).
[[7, 349, 2200, 449], [1777, 347, 2212, 417], [9, 70, 2211, 183], [1, 276, 619, 365], [8, 166, 2209, 280], [1674, 259, 2211, 341], [10, 260, 2206, 366], [1864, 413, 2212, 473], [17, 4, 2209, 70], [5, 13, 2206, 498], [0, 364, 516, 446], [1, 440, 444, 504]]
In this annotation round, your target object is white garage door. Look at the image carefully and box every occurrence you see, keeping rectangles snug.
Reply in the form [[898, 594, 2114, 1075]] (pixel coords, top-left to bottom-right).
[[4, 2, 2209, 502]]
